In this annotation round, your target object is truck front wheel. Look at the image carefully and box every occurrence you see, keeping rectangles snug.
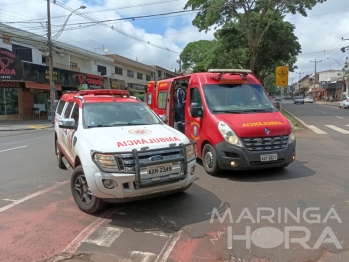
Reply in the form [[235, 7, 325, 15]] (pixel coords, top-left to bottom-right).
[[202, 144, 222, 176], [71, 166, 106, 214]]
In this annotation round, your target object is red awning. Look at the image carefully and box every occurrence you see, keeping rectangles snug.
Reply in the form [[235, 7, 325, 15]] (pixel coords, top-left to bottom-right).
[[25, 82, 62, 91]]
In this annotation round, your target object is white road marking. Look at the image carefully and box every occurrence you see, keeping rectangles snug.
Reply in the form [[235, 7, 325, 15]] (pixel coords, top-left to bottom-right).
[[0, 145, 27, 153], [320, 111, 327, 114], [155, 231, 182, 262], [336, 116, 343, 119], [0, 181, 69, 213], [57, 208, 119, 259], [1, 199, 17, 202], [346, 125, 349, 127], [144, 231, 168, 237], [84, 226, 123, 247], [325, 125, 349, 134], [129, 251, 157, 262], [307, 125, 327, 134]]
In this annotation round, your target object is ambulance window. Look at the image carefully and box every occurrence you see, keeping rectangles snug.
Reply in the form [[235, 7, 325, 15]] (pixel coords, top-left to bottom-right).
[[147, 93, 152, 105], [190, 88, 202, 107], [158, 92, 167, 109], [64, 102, 75, 118], [71, 103, 79, 126], [56, 100, 66, 116]]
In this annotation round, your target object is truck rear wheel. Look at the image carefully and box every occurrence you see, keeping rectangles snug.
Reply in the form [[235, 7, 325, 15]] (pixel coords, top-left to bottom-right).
[[202, 144, 222, 176], [71, 166, 106, 214]]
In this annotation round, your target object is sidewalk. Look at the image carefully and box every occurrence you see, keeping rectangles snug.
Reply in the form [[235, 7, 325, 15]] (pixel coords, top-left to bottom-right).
[[314, 101, 339, 107], [0, 120, 53, 131]]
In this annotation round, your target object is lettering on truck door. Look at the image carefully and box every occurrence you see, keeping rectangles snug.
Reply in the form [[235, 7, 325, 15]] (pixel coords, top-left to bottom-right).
[[185, 86, 203, 141]]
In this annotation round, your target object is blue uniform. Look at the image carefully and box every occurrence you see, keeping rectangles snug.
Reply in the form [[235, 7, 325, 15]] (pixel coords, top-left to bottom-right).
[[174, 87, 186, 133]]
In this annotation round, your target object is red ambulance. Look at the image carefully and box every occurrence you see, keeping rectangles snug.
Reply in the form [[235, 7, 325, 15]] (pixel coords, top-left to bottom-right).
[[146, 69, 296, 175]]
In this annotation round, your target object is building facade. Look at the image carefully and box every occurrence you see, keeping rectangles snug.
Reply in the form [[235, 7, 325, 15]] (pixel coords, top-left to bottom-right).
[[0, 24, 173, 120]]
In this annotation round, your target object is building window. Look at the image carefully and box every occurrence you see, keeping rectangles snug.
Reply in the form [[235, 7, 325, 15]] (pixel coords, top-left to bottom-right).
[[42, 56, 48, 64], [0, 88, 19, 115], [115, 66, 123, 75], [137, 73, 143, 80], [12, 44, 32, 62], [70, 62, 78, 68], [146, 75, 151, 81], [127, 70, 134, 78], [158, 70, 162, 78], [97, 65, 107, 76], [127, 83, 132, 88]]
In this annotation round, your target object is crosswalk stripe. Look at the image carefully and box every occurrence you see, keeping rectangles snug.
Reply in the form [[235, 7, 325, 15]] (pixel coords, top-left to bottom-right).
[[84, 227, 123, 247], [307, 125, 327, 134], [325, 125, 349, 134], [129, 251, 157, 262]]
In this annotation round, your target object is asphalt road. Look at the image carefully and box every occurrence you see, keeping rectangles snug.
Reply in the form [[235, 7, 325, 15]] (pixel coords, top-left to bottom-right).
[[0, 106, 349, 262]]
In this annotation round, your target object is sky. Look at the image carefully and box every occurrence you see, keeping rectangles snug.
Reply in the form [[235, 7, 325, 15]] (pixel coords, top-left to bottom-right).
[[0, 0, 349, 83]]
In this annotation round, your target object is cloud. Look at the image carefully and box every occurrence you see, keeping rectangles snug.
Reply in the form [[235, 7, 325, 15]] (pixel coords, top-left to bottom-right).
[[1, 0, 348, 77]]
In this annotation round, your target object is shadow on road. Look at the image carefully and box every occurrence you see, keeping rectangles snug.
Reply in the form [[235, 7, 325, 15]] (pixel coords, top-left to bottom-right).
[[196, 159, 315, 182], [91, 182, 225, 234]]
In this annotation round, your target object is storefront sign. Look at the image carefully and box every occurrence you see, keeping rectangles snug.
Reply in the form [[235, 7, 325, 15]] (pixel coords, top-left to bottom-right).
[[0, 81, 21, 88], [111, 79, 118, 89], [0, 48, 23, 81], [45, 70, 58, 81], [86, 74, 103, 89]]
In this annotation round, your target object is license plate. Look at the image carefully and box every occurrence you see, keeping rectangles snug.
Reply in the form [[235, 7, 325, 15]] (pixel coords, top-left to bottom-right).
[[147, 163, 172, 175], [260, 154, 277, 162]]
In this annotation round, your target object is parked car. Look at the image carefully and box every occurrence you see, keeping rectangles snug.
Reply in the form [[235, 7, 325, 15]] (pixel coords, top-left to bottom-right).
[[339, 97, 349, 109], [293, 96, 304, 104], [304, 97, 313, 103], [54, 89, 197, 213]]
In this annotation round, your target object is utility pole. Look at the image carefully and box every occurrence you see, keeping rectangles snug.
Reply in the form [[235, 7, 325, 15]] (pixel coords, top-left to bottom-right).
[[47, 0, 55, 117], [310, 59, 322, 94]]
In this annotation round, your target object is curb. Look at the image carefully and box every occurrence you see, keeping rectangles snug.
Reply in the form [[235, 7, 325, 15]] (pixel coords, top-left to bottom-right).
[[0, 126, 53, 131], [282, 108, 309, 130]]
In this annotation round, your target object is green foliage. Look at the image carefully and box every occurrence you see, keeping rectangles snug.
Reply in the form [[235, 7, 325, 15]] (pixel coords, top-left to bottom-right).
[[77, 85, 84, 91], [183, 0, 325, 74]]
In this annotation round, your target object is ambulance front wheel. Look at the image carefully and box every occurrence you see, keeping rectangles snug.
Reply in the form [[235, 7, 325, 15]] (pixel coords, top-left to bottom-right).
[[202, 144, 222, 176]]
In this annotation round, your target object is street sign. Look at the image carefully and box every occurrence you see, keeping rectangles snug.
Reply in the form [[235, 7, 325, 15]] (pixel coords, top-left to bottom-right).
[[276, 66, 289, 86]]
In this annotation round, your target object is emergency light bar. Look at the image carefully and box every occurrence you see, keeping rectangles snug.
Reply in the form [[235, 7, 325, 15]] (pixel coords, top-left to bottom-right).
[[208, 69, 252, 74], [77, 89, 130, 96]]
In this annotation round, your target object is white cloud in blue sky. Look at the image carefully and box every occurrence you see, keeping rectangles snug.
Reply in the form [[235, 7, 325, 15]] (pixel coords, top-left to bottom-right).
[[0, 0, 348, 77]]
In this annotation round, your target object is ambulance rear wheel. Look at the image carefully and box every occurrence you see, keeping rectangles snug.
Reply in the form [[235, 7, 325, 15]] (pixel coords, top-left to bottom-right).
[[202, 144, 222, 176]]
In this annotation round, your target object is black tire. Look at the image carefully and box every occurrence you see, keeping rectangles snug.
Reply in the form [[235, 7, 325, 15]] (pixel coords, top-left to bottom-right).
[[56, 139, 66, 170], [71, 166, 106, 214], [202, 144, 222, 176]]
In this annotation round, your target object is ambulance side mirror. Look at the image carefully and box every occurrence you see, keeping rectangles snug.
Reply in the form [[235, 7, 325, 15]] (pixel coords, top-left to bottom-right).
[[190, 102, 203, 118]]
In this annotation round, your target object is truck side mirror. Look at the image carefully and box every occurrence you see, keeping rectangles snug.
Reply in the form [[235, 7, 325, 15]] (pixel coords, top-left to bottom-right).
[[59, 118, 77, 129], [190, 102, 203, 118]]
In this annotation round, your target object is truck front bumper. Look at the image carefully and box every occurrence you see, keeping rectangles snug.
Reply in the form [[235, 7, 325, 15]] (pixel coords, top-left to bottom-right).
[[214, 140, 296, 171]]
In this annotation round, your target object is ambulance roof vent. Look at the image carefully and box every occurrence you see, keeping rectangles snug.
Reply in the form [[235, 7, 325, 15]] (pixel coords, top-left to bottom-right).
[[208, 69, 252, 74]]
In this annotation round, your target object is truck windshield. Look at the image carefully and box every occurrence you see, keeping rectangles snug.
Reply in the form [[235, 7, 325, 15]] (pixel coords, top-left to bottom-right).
[[83, 102, 161, 128], [202, 84, 276, 113]]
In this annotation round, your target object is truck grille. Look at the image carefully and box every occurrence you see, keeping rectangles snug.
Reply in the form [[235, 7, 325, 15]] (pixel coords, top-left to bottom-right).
[[241, 135, 289, 152], [114, 148, 182, 172]]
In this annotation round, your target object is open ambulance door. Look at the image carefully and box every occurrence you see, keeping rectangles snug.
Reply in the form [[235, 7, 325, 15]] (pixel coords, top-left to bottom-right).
[[166, 81, 176, 128]]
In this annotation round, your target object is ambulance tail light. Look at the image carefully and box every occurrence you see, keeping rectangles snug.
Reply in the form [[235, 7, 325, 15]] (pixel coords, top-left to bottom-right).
[[218, 121, 243, 147]]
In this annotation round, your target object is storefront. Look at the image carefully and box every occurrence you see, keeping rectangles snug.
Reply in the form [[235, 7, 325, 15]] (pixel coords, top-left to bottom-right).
[[0, 48, 24, 120], [110, 79, 126, 90], [127, 83, 146, 101]]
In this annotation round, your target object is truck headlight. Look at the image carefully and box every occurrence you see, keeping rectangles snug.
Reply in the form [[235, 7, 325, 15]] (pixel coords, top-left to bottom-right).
[[92, 153, 119, 172], [288, 120, 296, 143], [218, 121, 243, 147], [186, 143, 197, 161]]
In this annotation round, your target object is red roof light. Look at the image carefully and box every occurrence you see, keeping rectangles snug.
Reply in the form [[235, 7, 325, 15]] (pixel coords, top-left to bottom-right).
[[77, 89, 130, 97]]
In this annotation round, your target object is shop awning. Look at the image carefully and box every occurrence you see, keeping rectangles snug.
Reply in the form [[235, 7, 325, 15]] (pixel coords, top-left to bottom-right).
[[25, 82, 62, 91]]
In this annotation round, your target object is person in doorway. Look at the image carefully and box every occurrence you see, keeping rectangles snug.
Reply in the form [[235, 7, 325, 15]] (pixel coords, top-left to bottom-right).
[[174, 82, 187, 134], [51, 100, 58, 125]]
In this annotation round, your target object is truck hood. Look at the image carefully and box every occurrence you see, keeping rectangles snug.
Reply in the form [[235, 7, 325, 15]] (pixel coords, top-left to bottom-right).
[[82, 124, 189, 152], [215, 112, 291, 137]]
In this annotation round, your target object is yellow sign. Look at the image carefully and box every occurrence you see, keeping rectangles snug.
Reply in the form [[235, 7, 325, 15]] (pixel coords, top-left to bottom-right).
[[275, 66, 289, 87], [242, 121, 283, 127]]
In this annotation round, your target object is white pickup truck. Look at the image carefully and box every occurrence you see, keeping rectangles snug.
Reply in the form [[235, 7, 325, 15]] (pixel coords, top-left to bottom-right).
[[54, 89, 197, 213]]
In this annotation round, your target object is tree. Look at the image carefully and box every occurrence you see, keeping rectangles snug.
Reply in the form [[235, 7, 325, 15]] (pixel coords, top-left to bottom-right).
[[184, 0, 326, 73], [215, 10, 301, 82]]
